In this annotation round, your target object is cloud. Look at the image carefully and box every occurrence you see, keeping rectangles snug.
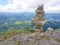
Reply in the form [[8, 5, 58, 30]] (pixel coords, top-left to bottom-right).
[[44, 0, 60, 13], [0, 0, 45, 12], [0, 0, 60, 13]]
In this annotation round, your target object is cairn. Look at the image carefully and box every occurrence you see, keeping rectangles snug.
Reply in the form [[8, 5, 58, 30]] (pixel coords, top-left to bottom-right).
[[32, 4, 45, 34]]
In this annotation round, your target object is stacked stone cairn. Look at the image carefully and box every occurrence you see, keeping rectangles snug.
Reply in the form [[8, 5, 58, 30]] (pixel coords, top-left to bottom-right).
[[32, 4, 45, 34]]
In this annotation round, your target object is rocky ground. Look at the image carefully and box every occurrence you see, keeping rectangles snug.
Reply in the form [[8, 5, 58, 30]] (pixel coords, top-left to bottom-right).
[[0, 29, 60, 45]]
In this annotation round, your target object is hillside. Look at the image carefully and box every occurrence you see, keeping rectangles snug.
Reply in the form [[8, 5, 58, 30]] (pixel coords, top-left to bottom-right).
[[0, 29, 60, 45]]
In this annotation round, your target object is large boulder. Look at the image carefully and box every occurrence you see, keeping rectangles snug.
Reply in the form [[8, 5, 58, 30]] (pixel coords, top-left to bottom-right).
[[46, 27, 54, 35]]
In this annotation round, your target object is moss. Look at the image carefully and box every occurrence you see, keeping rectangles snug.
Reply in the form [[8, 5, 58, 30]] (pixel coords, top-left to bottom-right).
[[44, 36, 50, 40], [16, 39, 23, 45], [20, 29, 30, 34], [28, 41, 34, 45], [36, 37, 41, 41], [56, 40, 60, 42]]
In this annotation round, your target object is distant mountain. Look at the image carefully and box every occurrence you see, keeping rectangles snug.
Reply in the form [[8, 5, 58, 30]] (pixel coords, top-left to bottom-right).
[[0, 12, 35, 18], [45, 13, 60, 20], [0, 12, 60, 20]]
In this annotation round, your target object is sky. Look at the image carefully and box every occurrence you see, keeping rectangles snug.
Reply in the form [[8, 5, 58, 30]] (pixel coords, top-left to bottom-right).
[[0, 0, 60, 13]]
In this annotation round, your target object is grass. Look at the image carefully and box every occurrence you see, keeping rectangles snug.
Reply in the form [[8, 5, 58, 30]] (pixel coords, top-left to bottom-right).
[[44, 36, 50, 40], [16, 39, 23, 45], [56, 39, 60, 42], [0, 28, 31, 42]]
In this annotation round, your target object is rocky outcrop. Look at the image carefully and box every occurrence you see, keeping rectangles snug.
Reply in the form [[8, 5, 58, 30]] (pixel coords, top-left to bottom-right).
[[45, 27, 54, 36], [0, 29, 60, 45]]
